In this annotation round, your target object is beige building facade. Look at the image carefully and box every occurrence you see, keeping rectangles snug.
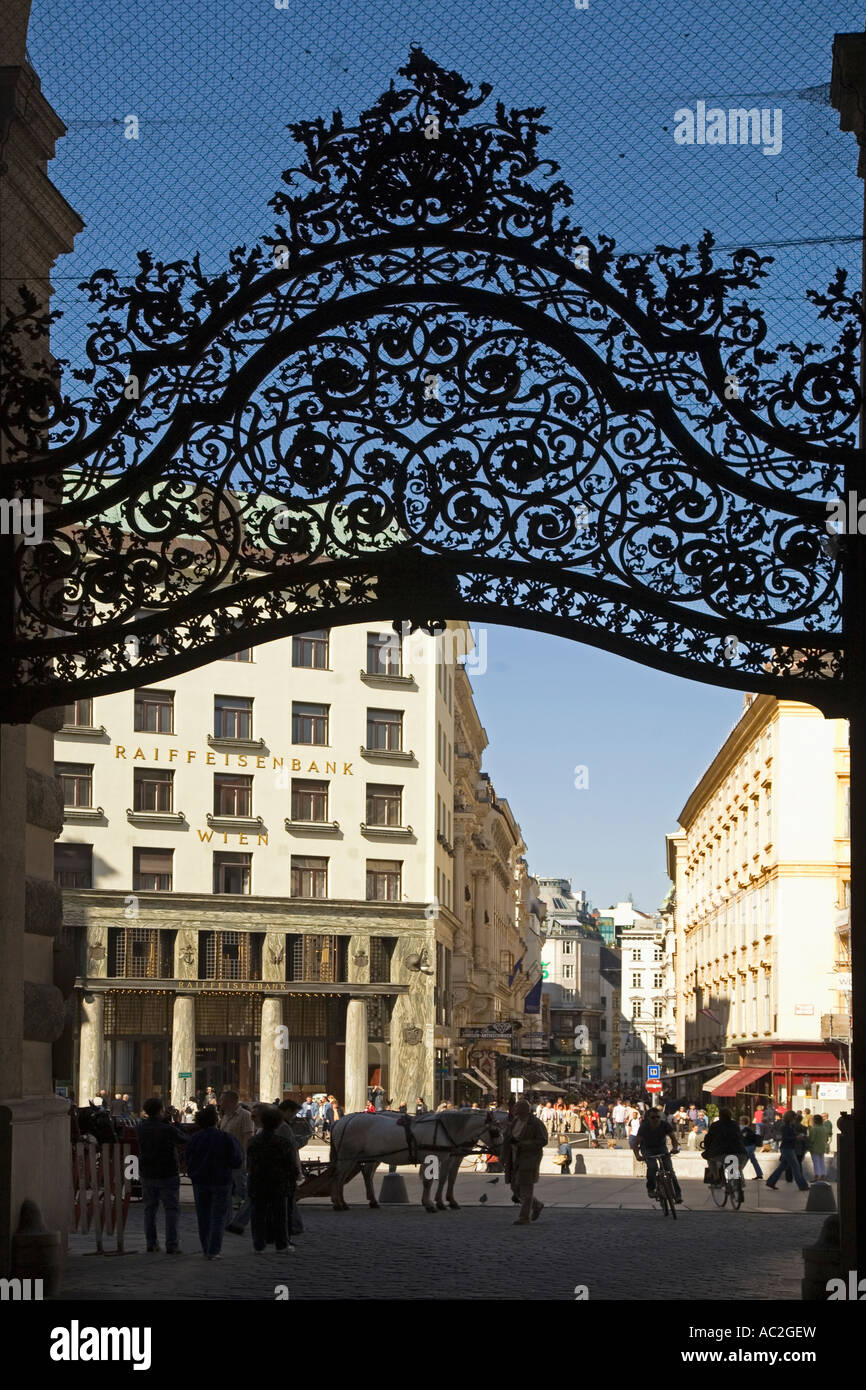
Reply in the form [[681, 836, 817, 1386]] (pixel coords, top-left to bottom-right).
[[55, 622, 484, 1111], [666, 695, 850, 1109]]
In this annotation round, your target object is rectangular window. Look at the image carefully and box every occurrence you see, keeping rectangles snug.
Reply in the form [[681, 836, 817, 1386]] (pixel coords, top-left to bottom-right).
[[632, 949, 641, 962], [653, 947, 663, 962], [562, 963, 574, 979], [366, 859, 401, 902], [366, 631, 402, 676], [762, 973, 772, 1031], [292, 702, 329, 745], [765, 790, 772, 844], [214, 774, 253, 818], [213, 852, 251, 895], [133, 847, 173, 892], [653, 972, 664, 988], [133, 767, 174, 813], [291, 780, 329, 822], [654, 999, 664, 1019], [223, 648, 252, 662], [54, 843, 92, 889], [750, 976, 759, 1033], [291, 856, 328, 899], [562, 940, 573, 954], [292, 629, 329, 669], [366, 783, 402, 826], [134, 689, 174, 734], [631, 973, 642, 989], [292, 934, 340, 982], [214, 695, 253, 740], [633, 999, 642, 1018], [366, 708, 403, 751], [64, 698, 94, 727], [57, 763, 93, 808], [842, 782, 850, 838]]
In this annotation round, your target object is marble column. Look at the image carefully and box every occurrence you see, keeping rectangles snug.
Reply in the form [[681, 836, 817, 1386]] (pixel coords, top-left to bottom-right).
[[78, 992, 105, 1103], [170, 994, 195, 1110], [345, 997, 368, 1114], [259, 996, 284, 1102]]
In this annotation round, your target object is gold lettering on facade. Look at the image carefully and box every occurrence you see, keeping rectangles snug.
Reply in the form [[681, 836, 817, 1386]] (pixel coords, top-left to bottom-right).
[[115, 746, 126, 759], [326, 761, 336, 774], [308, 761, 319, 773], [272, 757, 283, 770], [197, 829, 214, 842], [256, 757, 266, 769], [239, 834, 248, 845], [133, 748, 145, 759], [343, 762, 353, 775], [292, 758, 301, 771], [169, 749, 178, 761], [206, 752, 215, 765], [187, 750, 196, 762], [257, 834, 268, 846], [238, 756, 247, 767]]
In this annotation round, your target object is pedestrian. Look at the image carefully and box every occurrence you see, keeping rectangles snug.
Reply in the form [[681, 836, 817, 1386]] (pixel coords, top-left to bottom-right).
[[612, 1099, 627, 1140], [247, 1105, 299, 1254], [765, 1111, 810, 1192], [753, 1103, 764, 1139], [320, 1095, 335, 1137], [808, 1113, 833, 1181], [371, 1085, 386, 1112], [137, 1097, 188, 1254], [787, 1113, 809, 1183], [276, 1099, 308, 1237], [502, 1099, 548, 1226], [686, 1123, 702, 1150], [184, 1105, 244, 1259], [219, 1090, 255, 1230], [763, 1100, 777, 1149], [739, 1114, 764, 1179]]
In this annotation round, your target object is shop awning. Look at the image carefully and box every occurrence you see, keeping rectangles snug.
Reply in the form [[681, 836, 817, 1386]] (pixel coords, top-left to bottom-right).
[[662, 1063, 726, 1080], [704, 1066, 768, 1097]]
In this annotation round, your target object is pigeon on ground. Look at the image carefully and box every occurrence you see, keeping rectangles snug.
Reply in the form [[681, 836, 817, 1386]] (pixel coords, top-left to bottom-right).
[[479, 1193, 487, 1203], [487, 1177, 499, 1185]]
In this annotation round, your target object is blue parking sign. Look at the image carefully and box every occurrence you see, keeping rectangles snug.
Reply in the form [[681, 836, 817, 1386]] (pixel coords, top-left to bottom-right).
[[647, 1064, 660, 1080]]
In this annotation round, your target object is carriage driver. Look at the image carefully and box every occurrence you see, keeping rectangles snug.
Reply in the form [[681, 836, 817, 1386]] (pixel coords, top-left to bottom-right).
[[502, 1100, 548, 1226]]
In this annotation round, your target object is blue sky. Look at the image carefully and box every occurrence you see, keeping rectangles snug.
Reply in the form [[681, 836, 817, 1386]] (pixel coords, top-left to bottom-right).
[[26, 0, 863, 908]]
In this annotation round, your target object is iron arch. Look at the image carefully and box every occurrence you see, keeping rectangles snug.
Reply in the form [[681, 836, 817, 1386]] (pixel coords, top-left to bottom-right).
[[1, 47, 859, 720]]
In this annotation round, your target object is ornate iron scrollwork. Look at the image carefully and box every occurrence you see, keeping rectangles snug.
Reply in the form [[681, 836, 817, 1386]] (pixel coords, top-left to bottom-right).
[[0, 47, 859, 719]]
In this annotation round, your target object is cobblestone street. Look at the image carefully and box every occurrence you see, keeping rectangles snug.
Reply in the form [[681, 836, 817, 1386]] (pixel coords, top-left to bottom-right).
[[58, 1174, 826, 1301]]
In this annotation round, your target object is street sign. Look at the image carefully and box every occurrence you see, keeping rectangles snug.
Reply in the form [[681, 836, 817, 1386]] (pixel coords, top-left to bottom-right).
[[647, 1064, 660, 1080], [178, 1072, 192, 1078], [646, 1080, 663, 1093]]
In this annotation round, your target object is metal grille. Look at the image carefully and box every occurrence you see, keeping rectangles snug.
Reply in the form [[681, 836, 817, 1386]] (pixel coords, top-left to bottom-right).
[[292, 934, 339, 983], [195, 993, 263, 1038], [104, 992, 171, 1037]]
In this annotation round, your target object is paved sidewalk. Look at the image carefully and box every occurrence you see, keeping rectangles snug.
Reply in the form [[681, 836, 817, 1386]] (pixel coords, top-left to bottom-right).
[[58, 1173, 828, 1301]]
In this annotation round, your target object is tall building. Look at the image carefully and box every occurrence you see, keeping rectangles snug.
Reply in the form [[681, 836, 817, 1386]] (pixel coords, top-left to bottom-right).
[[53, 621, 527, 1111], [451, 668, 542, 1098], [619, 913, 674, 1080], [536, 878, 605, 1079], [666, 694, 850, 1110]]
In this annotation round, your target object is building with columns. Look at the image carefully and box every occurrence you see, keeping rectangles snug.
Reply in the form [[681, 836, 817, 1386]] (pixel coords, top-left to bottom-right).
[[54, 621, 502, 1111], [665, 694, 850, 1110]]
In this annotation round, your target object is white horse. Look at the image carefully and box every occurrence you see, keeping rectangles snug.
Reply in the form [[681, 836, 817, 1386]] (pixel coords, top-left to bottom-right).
[[328, 1108, 506, 1212]]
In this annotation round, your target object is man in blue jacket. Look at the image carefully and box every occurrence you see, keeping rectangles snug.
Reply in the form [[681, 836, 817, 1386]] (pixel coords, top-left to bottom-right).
[[184, 1106, 244, 1259], [137, 1097, 188, 1254]]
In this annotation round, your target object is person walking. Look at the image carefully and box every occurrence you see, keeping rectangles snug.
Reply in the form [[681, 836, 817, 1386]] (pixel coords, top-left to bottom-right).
[[766, 1111, 810, 1192], [753, 1103, 764, 1140], [415, 1096, 428, 1116], [503, 1099, 548, 1226], [763, 1100, 777, 1149], [739, 1115, 764, 1179], [137, 1097, 188, 1254], [320, 1095, 335, 1138], [219, 1090, 255, 1229], [808, 1113, 833, 1181], [184, 1106, 244, 1259], [247, 1105, 299, 1254]]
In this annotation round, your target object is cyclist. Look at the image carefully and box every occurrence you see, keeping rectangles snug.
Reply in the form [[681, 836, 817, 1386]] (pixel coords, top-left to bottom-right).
[[636, 1106, 683, 1204], [701, 1107, 748, 1185]]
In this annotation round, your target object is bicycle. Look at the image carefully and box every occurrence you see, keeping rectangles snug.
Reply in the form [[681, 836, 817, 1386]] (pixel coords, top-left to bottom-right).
[[708, 1154, 745, 1209], [643, 1149, 680, 1220]]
